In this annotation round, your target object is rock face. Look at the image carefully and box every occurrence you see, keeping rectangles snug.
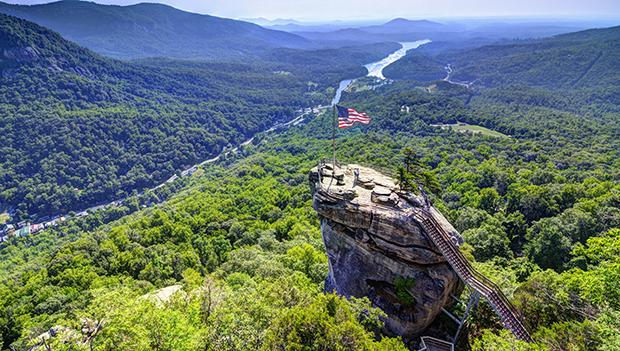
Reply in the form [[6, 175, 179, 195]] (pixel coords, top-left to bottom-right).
[[310, 164, 463, 340], [3, 46, 40, 62], [1, 46, 90, 76]]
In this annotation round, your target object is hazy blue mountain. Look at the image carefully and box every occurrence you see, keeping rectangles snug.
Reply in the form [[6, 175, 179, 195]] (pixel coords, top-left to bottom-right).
[[0, 0, 310, 59], [443, 26, 620, 89], [383, 25, 620, 92], [460, 22, 593, 40], [292, 17, 603, 47], [269, 23, 347, 33], [362, 18, 451, 33], [293, 19, 452, 44], [293, 28, 405, 46], [242, 17, 302, 26]]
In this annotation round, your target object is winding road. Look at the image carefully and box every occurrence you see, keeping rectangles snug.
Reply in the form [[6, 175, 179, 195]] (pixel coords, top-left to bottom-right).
[[443, 64, 475, 88]]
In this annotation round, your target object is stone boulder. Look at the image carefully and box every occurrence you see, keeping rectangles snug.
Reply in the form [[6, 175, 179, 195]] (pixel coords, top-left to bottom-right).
[[310, 164, 462, 340]]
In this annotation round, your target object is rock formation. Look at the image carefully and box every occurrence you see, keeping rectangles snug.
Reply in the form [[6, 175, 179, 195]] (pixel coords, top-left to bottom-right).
[[309, 163, 463, 339], [3, 46, 40, 62]]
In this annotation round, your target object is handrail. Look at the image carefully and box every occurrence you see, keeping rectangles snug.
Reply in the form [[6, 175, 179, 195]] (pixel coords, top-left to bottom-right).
[[419, 336, 454, 351], [412, 209, 533, 342]]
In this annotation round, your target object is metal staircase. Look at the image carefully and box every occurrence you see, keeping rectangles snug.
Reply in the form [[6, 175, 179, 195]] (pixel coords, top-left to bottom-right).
[[412, 209, 533, 342]]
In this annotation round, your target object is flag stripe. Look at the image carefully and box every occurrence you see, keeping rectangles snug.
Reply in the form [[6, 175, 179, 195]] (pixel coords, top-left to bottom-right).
[[337, 105, 371, 129], [339, 118, 370, 123]]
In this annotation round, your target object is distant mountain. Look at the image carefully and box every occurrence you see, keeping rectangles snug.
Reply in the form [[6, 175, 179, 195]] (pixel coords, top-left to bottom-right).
[[243, 17, 301, 26], [262, 19, 385, 34], [462, 22, 592, 40], [443, 25, 620, 89], [383, 25, 620, 92], [384, 18, 440, 27], [269, 23, 346, 33], [363, 18, 449, 34], [293, 18, 452, 45], [553, 25, 620, 42], [0, 0, 310, 59], [292, 17, 600, 48], [293, 28, 402, 46]]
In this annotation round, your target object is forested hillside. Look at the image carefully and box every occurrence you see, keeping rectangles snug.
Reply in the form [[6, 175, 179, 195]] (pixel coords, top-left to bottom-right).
[[0, 14, 397, 220], [382, 52, 446, 81], [443, 26, 620, 89], [333, 57, 619, 348], [0, 0, 310, 59], [384, 26, 620, 95]]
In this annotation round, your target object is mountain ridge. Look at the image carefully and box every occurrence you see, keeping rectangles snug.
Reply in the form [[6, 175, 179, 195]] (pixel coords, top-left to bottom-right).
[[0, 12, 315, 217], [383, 25, 620, 90], [0, 0, 311, 59], [378, 18, 446, 31]]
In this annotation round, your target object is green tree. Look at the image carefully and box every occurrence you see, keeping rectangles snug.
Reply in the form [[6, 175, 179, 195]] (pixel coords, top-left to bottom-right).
[[472, 330, 546, 351], [397, 147, 441, 195], [524, 218, 572, 270], [463, 220, 513, 261], [262, 294, 408, 351], [477, 187, 501, 213]]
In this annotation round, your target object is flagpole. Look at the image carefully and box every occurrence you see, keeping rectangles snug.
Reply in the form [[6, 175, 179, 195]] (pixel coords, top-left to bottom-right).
[[332, 105, 337, 175]]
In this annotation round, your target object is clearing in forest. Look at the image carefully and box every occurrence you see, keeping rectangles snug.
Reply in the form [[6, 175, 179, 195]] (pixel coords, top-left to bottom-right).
[[431, 122, 510, 138]]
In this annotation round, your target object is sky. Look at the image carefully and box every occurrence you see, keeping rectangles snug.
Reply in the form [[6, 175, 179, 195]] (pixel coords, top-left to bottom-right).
[[6, 0, 620, 21]]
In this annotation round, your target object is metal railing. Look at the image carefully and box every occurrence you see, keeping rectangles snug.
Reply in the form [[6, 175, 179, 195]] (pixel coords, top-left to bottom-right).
[[412, 209, 533, 342]]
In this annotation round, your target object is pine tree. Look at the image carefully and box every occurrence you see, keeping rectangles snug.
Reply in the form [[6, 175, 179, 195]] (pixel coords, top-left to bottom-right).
[[397, 147, 441, 195]]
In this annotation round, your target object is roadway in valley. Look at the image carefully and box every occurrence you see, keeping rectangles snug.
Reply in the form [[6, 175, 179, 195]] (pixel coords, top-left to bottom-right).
[[443, 63, 475, 88], [3, 40, 432, 238]]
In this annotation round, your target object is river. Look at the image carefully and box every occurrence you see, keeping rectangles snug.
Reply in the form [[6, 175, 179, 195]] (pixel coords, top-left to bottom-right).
[[365, 40, 431, 79], [332, 39, 431, 105], [201, 40, 430, 181]]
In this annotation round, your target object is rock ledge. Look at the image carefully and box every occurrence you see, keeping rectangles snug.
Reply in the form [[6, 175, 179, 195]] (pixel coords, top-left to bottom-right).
[[310, 164, 463, 339]]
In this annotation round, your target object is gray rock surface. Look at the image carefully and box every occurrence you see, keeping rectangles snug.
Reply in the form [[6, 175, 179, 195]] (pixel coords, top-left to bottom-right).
[[3, 46, 40, 62], [310, 164, 462, 339]]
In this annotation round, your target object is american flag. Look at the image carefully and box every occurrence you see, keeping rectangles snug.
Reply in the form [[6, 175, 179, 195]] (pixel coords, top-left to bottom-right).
[[337, 105, 371, 128]]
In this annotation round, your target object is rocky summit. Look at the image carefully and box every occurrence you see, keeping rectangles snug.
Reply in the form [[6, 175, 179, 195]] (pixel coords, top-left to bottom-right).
[[309, 163, 463, 339]]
